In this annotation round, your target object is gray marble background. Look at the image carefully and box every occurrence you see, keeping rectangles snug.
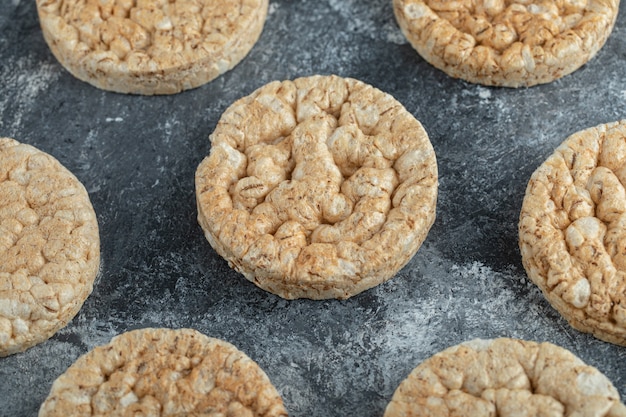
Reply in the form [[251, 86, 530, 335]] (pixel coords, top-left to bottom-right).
[[1, 1, 625, 416]]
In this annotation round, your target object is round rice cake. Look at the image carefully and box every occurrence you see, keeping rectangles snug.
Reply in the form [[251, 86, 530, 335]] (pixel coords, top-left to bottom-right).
[[195, 74, 438, 300], [0, 138, 100, 357], [392, 0, 620, 87], [519, 120, 626, 346], [36, 0, 269, 95], [38, 328, 288, 417], [384, 338, 626, 417]]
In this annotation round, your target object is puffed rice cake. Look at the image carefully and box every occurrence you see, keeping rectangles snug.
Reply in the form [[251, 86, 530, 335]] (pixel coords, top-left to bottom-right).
[[519, 120, 626, 346], [0, 138, 100, 357], [36, 0, 269, 94], [38, 328, 288, 417], [195, 74, 438, 300], [384, 338, 626, 417], [393, 0, 620, 87]]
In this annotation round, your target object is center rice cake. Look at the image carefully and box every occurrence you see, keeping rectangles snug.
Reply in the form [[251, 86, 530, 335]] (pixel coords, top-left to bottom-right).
[[195, 75, 438, 300]]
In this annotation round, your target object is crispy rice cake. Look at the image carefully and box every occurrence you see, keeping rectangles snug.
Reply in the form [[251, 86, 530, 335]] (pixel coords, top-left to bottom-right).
[[519, 120, 626, 346], [39, 328, 288, 416], [0, 138, 100, 357], [195, 75, 438, 299], [393, 0, 620, 87], [37, 0, 269, 94], [385, 338, 626, 417]]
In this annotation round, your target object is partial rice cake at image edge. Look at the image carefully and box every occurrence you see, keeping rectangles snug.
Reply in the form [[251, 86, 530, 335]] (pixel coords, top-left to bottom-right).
[[0, 137, 100, 357], [393, 0, 620, 87], [38, 328, 288, 417], [384, 338, 626, 417], [195, 74, 438, 300], [36, 0, 269, 94], [519, 120, 626, 346]]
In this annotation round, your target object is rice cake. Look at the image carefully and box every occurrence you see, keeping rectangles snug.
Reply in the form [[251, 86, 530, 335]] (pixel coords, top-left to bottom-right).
[[0, 138, 100, 357], [393, 0, 620, 87], [519, 120, 626, 346], [38, 328, 288, 417], [195, 74, 438, 300], [36, 0, 269, 94], [384, 338, 626, 417]]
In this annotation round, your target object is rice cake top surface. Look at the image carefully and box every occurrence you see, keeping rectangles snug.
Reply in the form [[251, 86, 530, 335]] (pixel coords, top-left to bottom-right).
[[519, 120, 626, 346], [36, 0, 269, 94], [393, 0, 620, 87], [0, 138, 100, 357], [384, 338, 626, 417], [38, 328, 288, 417], [195, 75, 438, 300]]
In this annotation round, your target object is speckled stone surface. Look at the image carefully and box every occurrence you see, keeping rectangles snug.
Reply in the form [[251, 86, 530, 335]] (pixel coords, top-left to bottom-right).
[[1, 1, 625, 416]]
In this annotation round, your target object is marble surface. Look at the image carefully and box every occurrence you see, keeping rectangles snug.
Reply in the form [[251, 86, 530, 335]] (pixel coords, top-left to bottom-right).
[[1, 1, 626, 416]]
